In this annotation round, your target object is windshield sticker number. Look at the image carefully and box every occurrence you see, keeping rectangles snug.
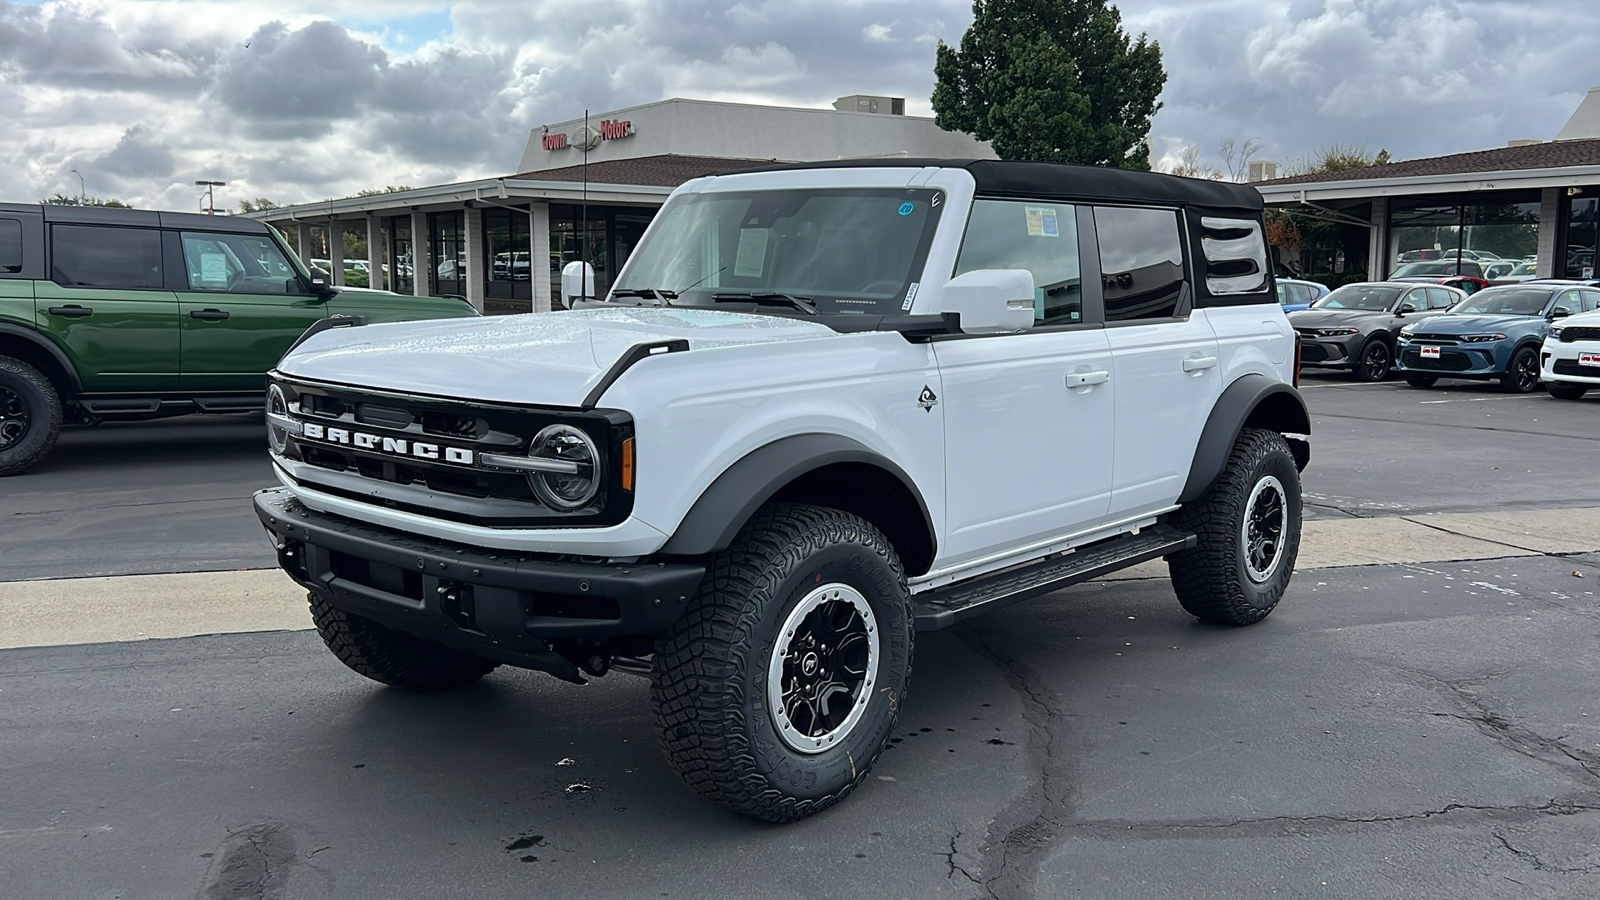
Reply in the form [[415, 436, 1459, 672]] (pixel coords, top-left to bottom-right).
[[1025, 206, 1059, 238], [898, 202, 914, 216], [902, 282, 919, 311], [733, 228, 769, 278]]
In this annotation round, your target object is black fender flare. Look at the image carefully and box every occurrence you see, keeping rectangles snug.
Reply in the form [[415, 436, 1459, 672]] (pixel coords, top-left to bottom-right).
[[0, 323, 83, 394], [1178, 374, 1311, 504], [658, 433, 937, 570]]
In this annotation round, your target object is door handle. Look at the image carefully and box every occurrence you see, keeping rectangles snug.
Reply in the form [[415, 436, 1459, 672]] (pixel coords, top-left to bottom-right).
[[1182, 356, 1218, 372], [190, 309, 231, 320], [48, 306, 92, 318], [1065, 370, 1110, 388]]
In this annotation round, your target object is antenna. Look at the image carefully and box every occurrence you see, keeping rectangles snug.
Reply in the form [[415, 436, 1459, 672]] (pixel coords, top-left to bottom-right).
[[581, 109, 589, 303]]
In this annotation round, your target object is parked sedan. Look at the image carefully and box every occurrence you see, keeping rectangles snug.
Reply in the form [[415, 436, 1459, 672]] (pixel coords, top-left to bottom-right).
[[1396, 284, 1600, 392], [1290, 281, 1464, 381], [1538, 287, 1600, 398], [1390, 260, 1486, 279], [1276, 277, 1330, 312], [1390, 274, 1489, 295]]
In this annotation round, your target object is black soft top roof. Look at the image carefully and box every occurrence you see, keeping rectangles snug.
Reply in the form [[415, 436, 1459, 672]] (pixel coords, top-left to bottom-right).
[[716, 158, 1264, 212], [0, 202, 273, 234]]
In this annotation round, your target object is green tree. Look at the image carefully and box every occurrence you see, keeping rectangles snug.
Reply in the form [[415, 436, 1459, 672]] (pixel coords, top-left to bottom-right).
[[932, 0, 1166, 168], [238, 197, 280, 213], [42, 192, 131, 208]]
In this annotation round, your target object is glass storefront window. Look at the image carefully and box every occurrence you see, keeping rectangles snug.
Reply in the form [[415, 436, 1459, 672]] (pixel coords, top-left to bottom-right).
[[1388, 194, 1540, 279], [430, 211, 465, 297], [484, 208, 533, 315], [389, 216, 414, 295], [550, 205, 609, 308], [1564, 196, 1597, 279]]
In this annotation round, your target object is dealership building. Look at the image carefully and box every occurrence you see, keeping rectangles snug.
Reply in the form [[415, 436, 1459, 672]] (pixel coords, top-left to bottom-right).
[[249, 96, 992, 314], [1254, 86, 1600, 283]]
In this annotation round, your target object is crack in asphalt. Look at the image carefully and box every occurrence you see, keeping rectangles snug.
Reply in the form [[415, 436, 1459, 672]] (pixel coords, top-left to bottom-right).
[[1052, 796, 1600, 839], [1398, 517, 1600, 563], [197, 821, 296, 900], [954, 625, 1075, 900], [1492, 832, 1600, 876], [942, 831, 981, 886]]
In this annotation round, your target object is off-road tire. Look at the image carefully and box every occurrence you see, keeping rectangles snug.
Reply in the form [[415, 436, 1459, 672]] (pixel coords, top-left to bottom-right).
[[1403, 372, 1438, 388], [1546, 382, 1588, 400], [651, 503, 913, 823], [1167, 428, 1302, 626], [0, 356, 62, 477], [1353, 337, 1392, 382], [1500, 346, 1541, 393], [309, 591, 498, 690]]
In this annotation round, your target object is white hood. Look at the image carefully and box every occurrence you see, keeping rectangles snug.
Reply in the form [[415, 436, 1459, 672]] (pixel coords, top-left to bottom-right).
[[277, 306, 838, 407]]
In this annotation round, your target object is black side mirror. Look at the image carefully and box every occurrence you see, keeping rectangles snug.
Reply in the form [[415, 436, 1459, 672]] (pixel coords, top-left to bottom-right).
[[1397, 303, 1417, 314], [1551, 307, 1572, 320]]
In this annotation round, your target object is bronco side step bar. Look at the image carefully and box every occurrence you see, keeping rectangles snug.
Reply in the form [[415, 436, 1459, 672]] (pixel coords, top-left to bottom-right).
[[913, 526, 1196, 631]]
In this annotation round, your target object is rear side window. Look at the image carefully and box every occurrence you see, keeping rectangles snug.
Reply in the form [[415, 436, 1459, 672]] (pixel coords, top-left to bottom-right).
[[955, 199, 1083, 325], [0, 219, 20, 274], [1425, 287, 1455, 309], [1095, 207, 1186, 321], [50, 224, 163, 289]]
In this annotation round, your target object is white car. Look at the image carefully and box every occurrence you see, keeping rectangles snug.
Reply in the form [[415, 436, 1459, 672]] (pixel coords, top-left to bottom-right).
[[1540, 295, 1600, 398], [255, 160, 1310, 822]]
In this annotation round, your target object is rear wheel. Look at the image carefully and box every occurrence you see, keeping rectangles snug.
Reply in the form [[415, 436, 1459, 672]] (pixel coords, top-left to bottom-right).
[[651, 503, 912, 822], [1546, 381, 1588, 400], [1500, 346, 1541, 393], [0, 356, 63, 477], [309, 592, 498, 690], [1403, 372, 1438, 388], [1352, 338, 1393, 382], [1167, 428, 1302, 626]]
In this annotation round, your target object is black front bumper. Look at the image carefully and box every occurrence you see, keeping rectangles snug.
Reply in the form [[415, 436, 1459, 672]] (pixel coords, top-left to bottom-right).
[[254, 488, 705, 680]]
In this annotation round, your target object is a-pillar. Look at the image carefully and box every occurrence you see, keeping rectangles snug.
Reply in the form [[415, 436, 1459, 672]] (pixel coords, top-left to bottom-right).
[[464, 205, 486, 313], [366, 216, 385, 291], [296, 222, 313, 267], [1537, 187, 1560, 279], [328, 220, 345, 286], [530, 201, 552, 313], [1367, 197, 1389, 280], [410, 211, 430, 297]]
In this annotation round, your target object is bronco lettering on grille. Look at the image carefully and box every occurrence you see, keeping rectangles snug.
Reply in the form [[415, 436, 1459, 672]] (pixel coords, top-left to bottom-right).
[[301, 421, 475, 465]]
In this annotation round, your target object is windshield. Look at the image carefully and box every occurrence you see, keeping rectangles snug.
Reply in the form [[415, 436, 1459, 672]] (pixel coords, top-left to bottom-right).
[[1311, 284, 1402, 311], [1450, 287, 1552, 316], [610, 187, 945, 315], [1392, 262, 1469, 277]]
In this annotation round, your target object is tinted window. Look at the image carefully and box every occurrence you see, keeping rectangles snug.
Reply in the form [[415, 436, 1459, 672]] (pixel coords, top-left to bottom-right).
[[0, 219, 21, 274], [1425, 287, 1455, 309], [1313, 284, 1402, 311], [180, 231, 306, 294], [1453, 288, 1552, 316], [1292, 284, 1315, 304], [1095, 207, 1184, 321], [1583, 290, 1600, 311], [955, 200, 1082, 325], [50, 224, 162, 289]]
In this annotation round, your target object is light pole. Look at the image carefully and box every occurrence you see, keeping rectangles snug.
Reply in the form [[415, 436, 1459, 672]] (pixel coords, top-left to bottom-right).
[[195, 179, 226, 215], [69, 169, 85, 204]]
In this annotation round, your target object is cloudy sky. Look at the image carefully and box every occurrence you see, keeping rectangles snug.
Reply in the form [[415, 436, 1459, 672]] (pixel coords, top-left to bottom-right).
[[2, 0, 1595, 210]]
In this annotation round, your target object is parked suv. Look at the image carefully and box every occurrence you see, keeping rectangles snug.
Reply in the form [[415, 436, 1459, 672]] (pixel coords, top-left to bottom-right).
[[0, 203, 476, 475], [1398, 282, 1600, 392], [254, 160, 1310, 821], [1289, 281, 1463, 380]]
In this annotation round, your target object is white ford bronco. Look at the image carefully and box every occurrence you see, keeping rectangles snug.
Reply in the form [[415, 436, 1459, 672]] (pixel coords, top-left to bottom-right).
[[255, 159, 1310, 822]]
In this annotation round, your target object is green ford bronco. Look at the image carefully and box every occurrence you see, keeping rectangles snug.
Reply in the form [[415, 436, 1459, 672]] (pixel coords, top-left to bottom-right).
[[0, 203, 476, 475]]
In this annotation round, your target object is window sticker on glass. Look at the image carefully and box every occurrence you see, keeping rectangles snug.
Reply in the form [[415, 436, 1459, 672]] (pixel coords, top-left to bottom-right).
[[733, 228, 769, 277], [901, 282, 919, 311], [200, 251, 229, 285], [1025, 206, 1059, 238]]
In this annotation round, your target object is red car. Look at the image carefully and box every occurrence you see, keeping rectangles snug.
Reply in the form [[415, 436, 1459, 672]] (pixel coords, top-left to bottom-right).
[[1389, 274, 1489, 296]]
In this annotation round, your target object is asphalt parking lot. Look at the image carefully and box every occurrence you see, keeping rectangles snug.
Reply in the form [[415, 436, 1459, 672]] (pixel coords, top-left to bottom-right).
[[3, 371, 1599, 899]]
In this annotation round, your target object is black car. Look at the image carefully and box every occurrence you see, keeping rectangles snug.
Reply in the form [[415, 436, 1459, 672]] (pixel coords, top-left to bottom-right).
[[1288, 282, 1464, 380]]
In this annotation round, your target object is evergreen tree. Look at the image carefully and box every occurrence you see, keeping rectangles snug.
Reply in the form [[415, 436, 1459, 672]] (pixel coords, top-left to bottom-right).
[[933, 0, 1166, 169]]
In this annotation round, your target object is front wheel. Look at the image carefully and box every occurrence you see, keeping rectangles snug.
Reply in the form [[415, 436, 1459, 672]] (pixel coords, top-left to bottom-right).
[[1167, 428, 1302, 626], [651, 503, 913, 822], [0, 356, 63, 477], [309, 592, 499, 690], [1546, 381, 1589, 400], [1353, 338, 1392, 382], [1403, 372, 1438, 388], [1501, 346, 1541, 393]]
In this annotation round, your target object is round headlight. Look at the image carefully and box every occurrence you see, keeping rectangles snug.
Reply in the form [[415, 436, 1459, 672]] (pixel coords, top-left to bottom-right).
[[267, 384, 289, 454], [528, 424, 600, 510]]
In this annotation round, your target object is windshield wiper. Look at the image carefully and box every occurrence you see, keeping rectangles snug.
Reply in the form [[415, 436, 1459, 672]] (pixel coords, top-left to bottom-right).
[[610, 288, 677, 306], [710, 291, 818, 315]]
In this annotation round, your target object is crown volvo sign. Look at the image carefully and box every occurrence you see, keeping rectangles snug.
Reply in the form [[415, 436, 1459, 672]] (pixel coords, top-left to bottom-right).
[[543, 119, 634, 152]]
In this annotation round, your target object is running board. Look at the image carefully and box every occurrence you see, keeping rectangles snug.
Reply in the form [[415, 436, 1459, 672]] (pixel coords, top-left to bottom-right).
[[913, 526, 1196, 632]]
